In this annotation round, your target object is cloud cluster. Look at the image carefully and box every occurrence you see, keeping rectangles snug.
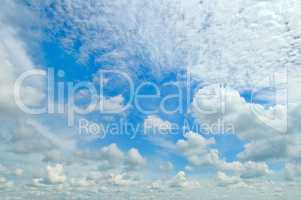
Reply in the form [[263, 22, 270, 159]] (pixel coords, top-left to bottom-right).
[[191, 84, 301, 164], [176, 132, 272, 181], [1, 0, 301, 199]]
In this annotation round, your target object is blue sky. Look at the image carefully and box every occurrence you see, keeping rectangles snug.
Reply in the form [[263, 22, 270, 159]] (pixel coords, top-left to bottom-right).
[[40, 37, 246, 169], [1, 0, 301, 199]]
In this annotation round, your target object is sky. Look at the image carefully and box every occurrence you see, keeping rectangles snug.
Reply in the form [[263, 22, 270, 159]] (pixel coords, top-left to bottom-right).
[[0, 0, 301, 199]]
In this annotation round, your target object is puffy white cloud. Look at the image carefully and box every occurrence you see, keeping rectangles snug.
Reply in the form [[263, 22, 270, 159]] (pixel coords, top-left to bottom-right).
[[176, 132, 215, 166], [239, 161, 271, 179], [176, 132, 240, 171], [173, 171, 187, 187], [45, 164, 66, 184], [127, 148, 146, 167], [191, 85, 301, 163], [30, 178, 45, 188], [76, 143, 124, 166], [216, 164, 271, 187], [171, 171, 200, 189], [74, 144, 146, 172], [176, 132, 272, 180], [0, 0, 300, 198], [0, 177, 13, 189], [100, 143, 125, 163], [191, 85, 287, 138], [216, 171, 242, 187], [111, 173, 136, 187], [237, 137, 289, 162]]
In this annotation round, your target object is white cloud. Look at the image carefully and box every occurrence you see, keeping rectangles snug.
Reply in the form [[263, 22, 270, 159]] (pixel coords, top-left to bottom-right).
[[0, 0, 301, 198], [144, 115, 173, 135], [127, 148, 146, 168], [100, 143, 125, 163], [239, 161, 271, 179], [170, 171, 200, 189], [176, 132, 272, 180], [237, 137, 289, 162], [0, 22, 44, 113], [188, 0, 301, 90], [86, 95, 125, 113], [76, 143, 124, 166], [70, 177, 96, 187], [176, 132, 238, 170], [30, 178, 45, 188], [98, 95, 125, 112], [32, 0, 203, 75], [0, 177, 13, 189], [216, 171, 242, 187], [285, 162, 301, 180], [159, 161, 174, 172], [176, 132, 215, 165], [74, 144, 147, 172], [191, 85, 301, 163], [111, 173, 136, 187], [15, 168, 24, 177], [45, 164, 67, 185], [191, 85, 287, 137]]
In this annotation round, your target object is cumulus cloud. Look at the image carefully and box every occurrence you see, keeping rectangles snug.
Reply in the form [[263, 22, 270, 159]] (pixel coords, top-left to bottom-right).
[[126, 148, 146, 168], [216, 171, 242, 187], [191, 85, 301, 163], [176, 132, 232, 169], [76, 143, 124, 166], [176, 132, 271, 180], [0, 0, 301, 199], [237, 137, 289, 162], [239, 161, 271, 179], [176, 131, 215, 165], [45, 164, 67, 185], [100, 143, 125, 163], [191, 85, 287, 137], [170, 171, 200, 189], [0, 177, 13, 189], [111, 173, 137, 187], [74, 143, 146, 172]]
